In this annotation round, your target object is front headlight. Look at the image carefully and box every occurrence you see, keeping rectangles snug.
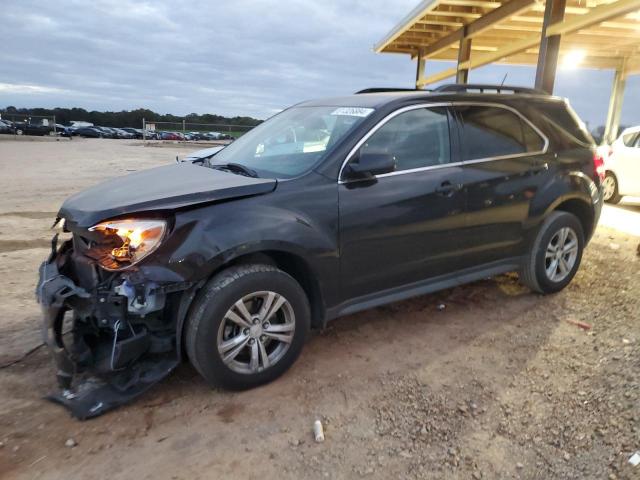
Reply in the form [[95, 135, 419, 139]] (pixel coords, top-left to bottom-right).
[[88, 219, 167, 270]]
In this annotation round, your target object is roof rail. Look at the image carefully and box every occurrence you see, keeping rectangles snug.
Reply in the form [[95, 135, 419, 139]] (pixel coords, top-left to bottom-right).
[[434, 84, 546, 95], [355, 88, 426, 94]]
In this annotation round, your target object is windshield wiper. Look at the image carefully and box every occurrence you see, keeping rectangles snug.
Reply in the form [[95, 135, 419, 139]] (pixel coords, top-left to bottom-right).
[[209, 162, 258, 178]]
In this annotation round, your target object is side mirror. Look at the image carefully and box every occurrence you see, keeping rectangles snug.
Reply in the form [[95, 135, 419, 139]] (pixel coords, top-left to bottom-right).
[[347, 152, 396, 178]]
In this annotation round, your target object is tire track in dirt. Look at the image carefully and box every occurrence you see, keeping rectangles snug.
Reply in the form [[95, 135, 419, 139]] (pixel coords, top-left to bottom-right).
[[0, 239, 52, 253], [0, 212, 57, 219]]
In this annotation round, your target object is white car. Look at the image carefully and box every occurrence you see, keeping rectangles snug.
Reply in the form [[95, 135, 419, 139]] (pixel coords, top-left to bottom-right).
[[603, 126, 640, 203]]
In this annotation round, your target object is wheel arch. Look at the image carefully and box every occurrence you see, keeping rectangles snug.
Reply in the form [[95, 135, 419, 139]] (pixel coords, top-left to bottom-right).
[[226, 250, 326, 330], [175, 248, 326, 360], [551, 197, 595, 242]]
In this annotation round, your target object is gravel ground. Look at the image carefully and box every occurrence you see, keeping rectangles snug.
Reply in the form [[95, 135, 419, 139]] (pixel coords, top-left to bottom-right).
[[0, 136, 638, 480]]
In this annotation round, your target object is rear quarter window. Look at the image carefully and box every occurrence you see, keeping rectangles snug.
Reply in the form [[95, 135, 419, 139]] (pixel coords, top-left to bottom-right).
[[536, 101, 594, 146], [454, 105, 545, 161]]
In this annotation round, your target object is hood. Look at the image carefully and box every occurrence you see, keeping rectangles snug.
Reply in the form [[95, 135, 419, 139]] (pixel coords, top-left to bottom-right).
[[59, 163, 276, 227]]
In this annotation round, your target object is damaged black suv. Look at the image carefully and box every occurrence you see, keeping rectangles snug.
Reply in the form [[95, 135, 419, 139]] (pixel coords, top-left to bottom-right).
[[37, 84, 603, 418]]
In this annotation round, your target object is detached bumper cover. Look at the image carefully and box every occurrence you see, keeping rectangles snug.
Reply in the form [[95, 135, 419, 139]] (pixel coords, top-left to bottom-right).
[[36, 237, 180, 420]]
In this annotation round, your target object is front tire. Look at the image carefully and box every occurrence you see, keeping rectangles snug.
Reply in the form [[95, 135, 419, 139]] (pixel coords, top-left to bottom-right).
[[602, 172, 622, 204], [520, 211, 584, 294], [185, 264, 310, 390]]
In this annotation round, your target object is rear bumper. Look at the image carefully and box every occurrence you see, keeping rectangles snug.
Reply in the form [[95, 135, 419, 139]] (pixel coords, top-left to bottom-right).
[[36, 236, 183, 419]]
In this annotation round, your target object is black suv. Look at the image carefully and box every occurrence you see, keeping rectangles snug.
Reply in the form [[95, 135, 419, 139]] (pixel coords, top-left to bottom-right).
[[37, 84, 603, 418]]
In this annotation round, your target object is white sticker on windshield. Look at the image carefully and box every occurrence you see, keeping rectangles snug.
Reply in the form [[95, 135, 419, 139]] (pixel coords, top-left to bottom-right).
[[331, 107, 374, 118]]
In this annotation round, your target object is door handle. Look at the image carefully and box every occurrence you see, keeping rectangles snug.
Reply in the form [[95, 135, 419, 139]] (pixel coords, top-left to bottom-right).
[[435, 181, 462, 197]]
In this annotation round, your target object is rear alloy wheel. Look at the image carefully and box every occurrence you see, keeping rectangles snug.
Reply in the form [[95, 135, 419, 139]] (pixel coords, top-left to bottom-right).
[[520, 211, 584, 294], [185, 264, 310, 390], [16, 129, 23, 135], [602, 172, 622, 204], [544, 227, 579, 283]]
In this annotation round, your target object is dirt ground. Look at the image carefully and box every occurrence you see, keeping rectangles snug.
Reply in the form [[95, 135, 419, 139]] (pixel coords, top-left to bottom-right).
[[0, 136, 638, 480]]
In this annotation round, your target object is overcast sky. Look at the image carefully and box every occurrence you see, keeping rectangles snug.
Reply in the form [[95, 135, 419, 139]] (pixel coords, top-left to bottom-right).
[[1, 0, 638, 129]]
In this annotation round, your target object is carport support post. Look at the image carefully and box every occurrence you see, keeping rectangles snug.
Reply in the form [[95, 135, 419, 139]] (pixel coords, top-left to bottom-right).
[[535, 0, 566, 94], [415, 48, 426, 88], [603, 58, 628, 144], [456, 27, 471, 84], [143, 118, 146, 141]]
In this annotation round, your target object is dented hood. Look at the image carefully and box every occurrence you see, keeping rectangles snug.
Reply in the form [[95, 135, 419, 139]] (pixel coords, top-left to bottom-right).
[[59, 163, 277, 227]]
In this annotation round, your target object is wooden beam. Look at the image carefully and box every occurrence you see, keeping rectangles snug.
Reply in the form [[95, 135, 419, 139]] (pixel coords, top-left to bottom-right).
[[439, 0, 501, 7], [465, 0, 541, 34], [458, 35, 542, 69], [418, 30, 464, 57], [456, 30, 473, 83], [531, 4, 590, 14], [535, 0, 566, 93], [419, 67, 459, 86], [627, 58, 640, 74], [416, 48, 427, 87], [428, 10, 483, 18], [545, 0, 640, 36], [419, 0, 540, 58], [417, 19, 466, 26]]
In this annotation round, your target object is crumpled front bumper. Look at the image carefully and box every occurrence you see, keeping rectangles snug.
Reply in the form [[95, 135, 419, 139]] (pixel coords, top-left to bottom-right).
[[36, 236, 180, 420]]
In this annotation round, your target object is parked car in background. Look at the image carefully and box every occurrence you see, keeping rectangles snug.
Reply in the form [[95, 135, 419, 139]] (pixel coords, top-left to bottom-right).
[[37, 84, 603, 419], [74, 126, 105, 138], [13, 121, 52, 136], [55, 124, 73, 137], [190, 132, 209, 141], [113, 128, 135, 139], [70, 121, 94, 128], [206, 131, 222, 140], [94, 127, 116, 138], [159, 131, 181, 140], [0, 119, 16, 134], [120, 127, 144, 139], [602, 126, 640, 203]]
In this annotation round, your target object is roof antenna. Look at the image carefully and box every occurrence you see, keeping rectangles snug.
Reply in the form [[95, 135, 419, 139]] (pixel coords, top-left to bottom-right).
[[500, 73, 508, 87]]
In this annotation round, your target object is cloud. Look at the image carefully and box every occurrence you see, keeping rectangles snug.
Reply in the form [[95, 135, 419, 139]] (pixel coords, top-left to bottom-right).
[[0, 0, 637, 128]]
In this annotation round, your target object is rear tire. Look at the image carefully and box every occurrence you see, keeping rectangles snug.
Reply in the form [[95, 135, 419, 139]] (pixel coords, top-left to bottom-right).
[[520, 211, 584, 294], [602, 172, 622, 204], [185, 264, 310, 390]]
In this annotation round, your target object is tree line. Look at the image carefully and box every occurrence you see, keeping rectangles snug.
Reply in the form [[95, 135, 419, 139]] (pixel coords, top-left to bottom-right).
[[1, 106, 263, 128]]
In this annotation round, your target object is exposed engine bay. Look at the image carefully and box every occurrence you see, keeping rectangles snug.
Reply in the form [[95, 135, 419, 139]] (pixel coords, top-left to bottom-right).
[[34, 162, 277, 419], [37, 230, 194, 419]]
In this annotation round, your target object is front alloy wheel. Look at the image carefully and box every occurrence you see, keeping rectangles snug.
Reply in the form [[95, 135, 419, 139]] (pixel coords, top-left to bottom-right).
[[185, 264, 310, 390], [217, 291, 295, 374]]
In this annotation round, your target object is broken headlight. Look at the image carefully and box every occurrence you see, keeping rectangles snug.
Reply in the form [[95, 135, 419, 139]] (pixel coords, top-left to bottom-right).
[[88, 219, 167, 270]]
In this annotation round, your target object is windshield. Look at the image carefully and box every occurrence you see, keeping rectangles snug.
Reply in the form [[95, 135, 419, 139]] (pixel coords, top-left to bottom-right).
[[209, 106, 374, 178]]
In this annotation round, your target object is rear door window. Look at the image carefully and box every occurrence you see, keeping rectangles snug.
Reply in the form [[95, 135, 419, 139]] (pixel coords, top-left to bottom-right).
[[454, 105, 544, 161], [358, 107, 451, 171]]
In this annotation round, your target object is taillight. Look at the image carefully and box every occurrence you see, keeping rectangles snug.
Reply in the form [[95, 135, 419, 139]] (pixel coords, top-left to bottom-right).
[[593, 150, 605, 182]]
